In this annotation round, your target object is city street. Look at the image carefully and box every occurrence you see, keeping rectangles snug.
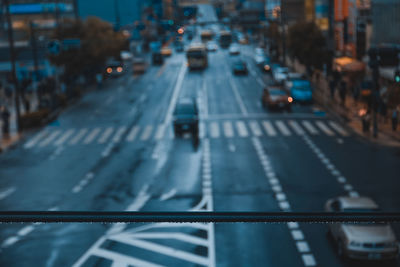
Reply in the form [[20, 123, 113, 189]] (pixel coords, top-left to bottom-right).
[[1, 7, 400, 267]]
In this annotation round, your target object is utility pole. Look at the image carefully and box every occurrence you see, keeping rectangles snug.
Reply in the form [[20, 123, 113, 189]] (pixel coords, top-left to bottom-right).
[[4, 0, 21, 132], [30, 22, 39, 85]]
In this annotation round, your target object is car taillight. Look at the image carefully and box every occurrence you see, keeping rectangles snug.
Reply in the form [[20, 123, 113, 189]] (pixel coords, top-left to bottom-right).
[[288, 97, 293, 103], [117, 67, 123, 72], [106, 67, 112, 74]]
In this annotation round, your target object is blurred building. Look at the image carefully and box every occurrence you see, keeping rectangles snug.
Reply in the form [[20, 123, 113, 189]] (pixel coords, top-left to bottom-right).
[[371, 0, 400, 45]]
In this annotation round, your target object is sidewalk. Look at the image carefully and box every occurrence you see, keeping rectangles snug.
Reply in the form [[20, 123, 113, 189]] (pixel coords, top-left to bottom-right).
[[310, 71, 400, 147], [0, 92, 39, 152]]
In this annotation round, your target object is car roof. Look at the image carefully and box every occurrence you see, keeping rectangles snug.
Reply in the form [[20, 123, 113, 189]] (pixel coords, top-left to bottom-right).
[[177, 98, 195, 106], [337, 196, 379, 210], [266, 86, 284, 91]]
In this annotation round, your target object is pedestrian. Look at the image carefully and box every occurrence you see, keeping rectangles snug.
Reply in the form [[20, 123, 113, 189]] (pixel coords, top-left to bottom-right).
[[96, 73, 103, 89], [23, 96, 30, 113], [1, 106, 10, 138], [392, 107, 399, 131], [353, 82, 360, 102], [339, 80, 347, 106], [329, 79, 336, 100]]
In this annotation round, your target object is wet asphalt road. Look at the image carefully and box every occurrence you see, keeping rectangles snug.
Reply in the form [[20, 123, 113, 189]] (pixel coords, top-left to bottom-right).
[[1, 24, 400, 267]]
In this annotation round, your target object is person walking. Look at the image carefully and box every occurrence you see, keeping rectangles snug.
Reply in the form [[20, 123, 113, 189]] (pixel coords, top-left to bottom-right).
[[329, 79, 336, 100], [339, 80, 347, 106], [1, 106, 10, 138], [392, 107, 399, 131], [96, 73, 103, 89]]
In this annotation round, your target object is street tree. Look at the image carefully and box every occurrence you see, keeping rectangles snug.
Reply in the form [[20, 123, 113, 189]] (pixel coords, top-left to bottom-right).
[[287, 21, 331, 75], [50, 17, 128, 84]]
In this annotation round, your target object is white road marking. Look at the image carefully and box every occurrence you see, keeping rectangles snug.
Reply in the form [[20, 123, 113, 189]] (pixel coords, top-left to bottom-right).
[[105, 96, 115, 105], [275, 121, 291, 136], [140, 125, 153, 141], [164, 63, 187, 124], [83, 128, 101, 144], [154, 124, 167, 140], [296, 241, 311, 253], [126, 126, 140, 142], [130, 232, 208, 247], [249, 121, 263, 136], [17, 225, 35, 237], [287, 222, 299, 229], [315, 121, 335, 136], [1, 236, 19, 248], [199, 122, 205, 139], [256, 77, 264, 87], [301, 121, 319, 135], [228, 143, 236, 152], [202, 79, 209, 119], [262, 121, 277, 136], [223, 121, 234, 138], [236, 121, 249, 137], [54, 129, 75, 146], [112, 126, 127, 143], [69, 128, 88, 145], [24, 130, 48, 149], [209, 122, 220, 138], [349, 191, 360, 197], [38, 130, 62, 147], [288, 120, 305, 135], [329, 121, 349, 136], [0, 187, 16, 200], [101, 143, 114, 158], [291, 230, 304, 240], [302, 254, 317, 266], [228, 74, 248, 114], [128, 106, 137, 116], [88, 248, 163, 267], [159, 189, 177, 201], [98, 127, 114, 144]]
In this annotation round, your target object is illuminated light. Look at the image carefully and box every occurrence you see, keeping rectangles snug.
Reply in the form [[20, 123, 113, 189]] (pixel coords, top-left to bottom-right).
[[117, 67, 123, 72], [288, 97, 293, 103], [264, 65, 270, 71], [178, 28, 184, 34], [106, 67, 112, 74]]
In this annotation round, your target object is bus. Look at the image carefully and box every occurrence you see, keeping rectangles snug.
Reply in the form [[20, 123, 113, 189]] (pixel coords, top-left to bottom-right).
[[200, 30, 213, 42], [186, 44, 208, 70], [219, 30, 232, 48]]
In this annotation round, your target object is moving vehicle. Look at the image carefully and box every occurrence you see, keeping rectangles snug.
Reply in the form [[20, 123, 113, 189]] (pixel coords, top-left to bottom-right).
[[173, 98, 199, 137], [175, 41, 184, 52], [272, 66, 289, 84], [132, 58, 147, 74], [152, 52, 164, 65], [284, 72, 305, 90], [161, 47, 172, 57], [201, 30, 213, 42], [186, 43, 208, 70], [261, 86, 292, 111], [219, 30, 232, 48], [105, 60, 124, 78], [325, 196, 399, 261], [288, 79, 313, 103], [229, 44, 240, 55], [206, 41, 218, 52], [232, 60, 248, 75], [261, 57, 272, 73]]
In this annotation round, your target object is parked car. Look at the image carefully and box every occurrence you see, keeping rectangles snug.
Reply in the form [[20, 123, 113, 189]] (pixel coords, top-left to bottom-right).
[[132, 58, 147, 74], [105, 61, 124, 78], [161, 47, 172, 57], [272, 67, 289, 84], [283, 72, 305, 90], [232, 60, 248, 75], [261, 86, 292, 111], [206, 41, 218, 52], [325, 196, 399, 261], [173, 98, 199, 137], [288, 79, 313, 103]]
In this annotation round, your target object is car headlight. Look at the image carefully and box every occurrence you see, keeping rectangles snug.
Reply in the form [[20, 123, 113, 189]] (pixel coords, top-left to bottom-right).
[[264, 65, 270, 71], [350, 241, 362, 247]]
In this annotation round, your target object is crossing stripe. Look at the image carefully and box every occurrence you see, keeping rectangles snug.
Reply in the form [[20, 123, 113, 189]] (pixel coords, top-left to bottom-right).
[[69, 129, 88, 145], [83, 128, 101, 144], [315, 121, 335, 136], [199, 122, 205, 139], [262, 121, 277, 136], [249, 121, 263, 136], [275, 121, 291, 136], [24, 130, 48, 149], [140, 125, 153, 141], [154, 124, 167, 140], [209, 122, 220, 138], [301, 120, 318, 135], [98, 127, 114, 144], [223, 121, 234, 138], [236, 121, 249, 137], [329, 121, 349, 136], [39, 130, 62, 147], [288, 120, 305, 135], [126, 126, 140, 142], [54, 129, 75, 146], [112, 126, 127, 143]]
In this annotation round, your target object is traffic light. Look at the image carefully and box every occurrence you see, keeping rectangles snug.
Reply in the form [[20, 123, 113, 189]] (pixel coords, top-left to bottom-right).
[[395, 70, 400, 83]]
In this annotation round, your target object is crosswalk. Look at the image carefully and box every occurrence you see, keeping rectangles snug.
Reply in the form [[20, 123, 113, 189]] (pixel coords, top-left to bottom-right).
[[23, 119, 350, 149]]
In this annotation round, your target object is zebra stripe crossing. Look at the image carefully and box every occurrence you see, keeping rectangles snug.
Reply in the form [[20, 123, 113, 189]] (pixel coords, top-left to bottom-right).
[[23, 119, 350, 149]]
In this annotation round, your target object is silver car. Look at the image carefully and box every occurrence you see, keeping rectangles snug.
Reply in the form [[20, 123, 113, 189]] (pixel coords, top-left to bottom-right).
[[325, 196, 399, 261]]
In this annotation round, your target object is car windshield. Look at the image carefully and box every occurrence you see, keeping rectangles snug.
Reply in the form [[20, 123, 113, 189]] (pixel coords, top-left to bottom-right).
[[1, 2, 399, 267]]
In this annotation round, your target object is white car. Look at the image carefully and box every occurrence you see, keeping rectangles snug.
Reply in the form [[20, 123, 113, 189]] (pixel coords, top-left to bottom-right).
[[229, 44, 240, 55], [272, 67, 289, 84], [206, 42, 218, 52], [284, 72, 304, 90], [325, 196, 399, 261]]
